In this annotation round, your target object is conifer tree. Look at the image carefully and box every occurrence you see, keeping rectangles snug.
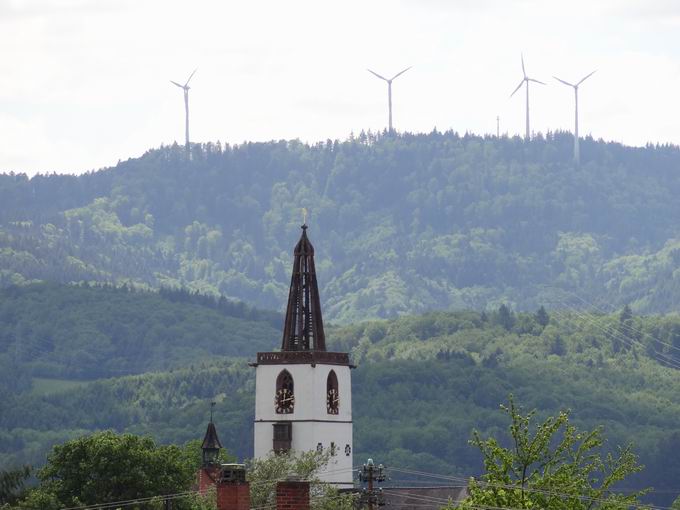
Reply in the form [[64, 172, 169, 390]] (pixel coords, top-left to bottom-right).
[[535, 305, 550, 328], [497, 304, 515, 331]]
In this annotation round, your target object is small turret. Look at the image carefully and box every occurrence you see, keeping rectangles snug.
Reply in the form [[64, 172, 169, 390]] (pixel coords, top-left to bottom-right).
[[201, 404, 222, 466]]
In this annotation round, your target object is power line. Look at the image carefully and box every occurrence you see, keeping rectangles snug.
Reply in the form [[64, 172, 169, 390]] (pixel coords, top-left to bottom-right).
[[60, 466, 358, 510], [560, 288, 680, 356], [60, 490, 198, 510], [390, 467, 669, 510], [547, 303, 680, 370], [541, 293, 680, 370]]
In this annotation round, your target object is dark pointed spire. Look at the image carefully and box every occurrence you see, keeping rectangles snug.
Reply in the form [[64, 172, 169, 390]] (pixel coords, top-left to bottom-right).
[[201, 408, 222, 466], [281, 224, 326, 351], [201, 422, 222, 450], [202, 422, 223, 450]]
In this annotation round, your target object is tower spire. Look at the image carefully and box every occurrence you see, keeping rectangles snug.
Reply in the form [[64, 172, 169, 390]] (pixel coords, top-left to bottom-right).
[[281, 223, 326, 351]]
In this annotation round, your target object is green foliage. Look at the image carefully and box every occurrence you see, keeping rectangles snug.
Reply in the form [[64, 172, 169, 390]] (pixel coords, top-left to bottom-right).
[[181, 438, 236, 473], [496, 304, 515, 331], [0, 466, 30, 505], [4, 133, 680, 321], [29, 378, 88, 397], [452, 397, 645, 510], [535, 306, 550, 328], [247, 450, 355, 510], [4, 294, 680, 504], [149, 491, 218, 510], [0, 358, 255, 468], [0, 282, 279, 379], [18, 431, 199, 510], [619, 304, 633, 324]]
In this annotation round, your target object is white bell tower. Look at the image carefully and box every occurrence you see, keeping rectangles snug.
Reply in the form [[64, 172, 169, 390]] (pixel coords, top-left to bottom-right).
[[253, 224, 354, 488]]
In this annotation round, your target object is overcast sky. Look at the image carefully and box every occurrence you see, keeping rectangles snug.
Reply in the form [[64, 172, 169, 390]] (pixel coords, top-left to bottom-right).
[[2, 0, 680, 175]]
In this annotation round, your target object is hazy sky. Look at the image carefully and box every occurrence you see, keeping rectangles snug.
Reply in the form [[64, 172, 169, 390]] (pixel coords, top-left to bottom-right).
[[2, 0, 680, 175]]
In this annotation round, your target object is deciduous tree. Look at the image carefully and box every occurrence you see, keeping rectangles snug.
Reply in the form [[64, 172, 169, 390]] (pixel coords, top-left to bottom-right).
[[451, 397, 646, 510]]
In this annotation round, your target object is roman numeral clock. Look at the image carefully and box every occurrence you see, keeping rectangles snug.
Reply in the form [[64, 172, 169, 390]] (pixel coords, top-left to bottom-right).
[[252, 224, 354, 488]]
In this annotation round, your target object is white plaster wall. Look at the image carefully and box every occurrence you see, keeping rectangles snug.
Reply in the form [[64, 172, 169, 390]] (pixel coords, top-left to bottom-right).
[[254, 421, 353, 486], [254, 363, 352, 421], [254, 362, 354, 487]]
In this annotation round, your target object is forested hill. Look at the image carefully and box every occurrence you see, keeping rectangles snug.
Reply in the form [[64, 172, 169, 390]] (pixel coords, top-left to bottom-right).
[[4, 298, 680, 505], [3, 131, 680, 321], [0, 283, 280, 382]]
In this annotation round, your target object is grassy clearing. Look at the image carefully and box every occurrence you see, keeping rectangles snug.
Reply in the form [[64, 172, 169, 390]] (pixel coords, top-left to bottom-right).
[[31, 377, 89, 396]]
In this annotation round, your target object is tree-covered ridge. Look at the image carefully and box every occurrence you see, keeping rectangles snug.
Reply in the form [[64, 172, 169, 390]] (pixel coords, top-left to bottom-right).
[[3, 132, 680, 321], [0, 283, 280, 380], [0, 359, 254, 470], [4, 297, 680, 504]]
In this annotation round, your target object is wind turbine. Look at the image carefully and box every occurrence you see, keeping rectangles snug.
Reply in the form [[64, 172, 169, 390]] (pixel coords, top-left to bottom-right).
[[553, 70, 597, 165], [170, 68, 197, 156], [367, 66, 412, 132], [510, 55, 545, 140]]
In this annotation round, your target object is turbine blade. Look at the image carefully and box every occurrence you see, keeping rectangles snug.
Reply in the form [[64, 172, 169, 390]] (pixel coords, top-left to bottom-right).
[[529, 78, 545, 85], [553, 76, 575, 87], [510, 79, 524, 98], [367, 69, 388, 81], [521, 54, 526, 78], [184, 68, 198, 87], [577, 69, 597, 86], [390, 66, 412, 80], [170, 80, 184, 88]]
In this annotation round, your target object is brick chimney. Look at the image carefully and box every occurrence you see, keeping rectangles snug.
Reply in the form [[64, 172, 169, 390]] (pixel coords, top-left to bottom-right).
[[276, 479, 310, 510], [198, 465, 221, 493], [216, 464, 250, 510]]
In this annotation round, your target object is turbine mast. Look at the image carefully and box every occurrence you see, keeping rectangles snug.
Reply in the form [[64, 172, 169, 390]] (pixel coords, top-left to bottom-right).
[[367, 66, 411, 134], [510, 56, 543, 142], [525, 81, 530, 141], [554, 70, 595, 166], [574, 87, 579, 164], [184, 88, 190, 156], [170, 68, 197, 158], [388, 81, 393, 132]]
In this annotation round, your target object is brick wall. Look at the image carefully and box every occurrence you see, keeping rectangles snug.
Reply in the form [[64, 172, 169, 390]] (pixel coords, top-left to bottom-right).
[[276, 480, 310, 510], [197, 466, 220, 493], [217, 483, 250, 510]]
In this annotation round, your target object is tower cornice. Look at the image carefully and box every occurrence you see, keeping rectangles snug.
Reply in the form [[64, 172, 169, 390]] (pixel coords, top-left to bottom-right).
[[253, 351, 352, 367]]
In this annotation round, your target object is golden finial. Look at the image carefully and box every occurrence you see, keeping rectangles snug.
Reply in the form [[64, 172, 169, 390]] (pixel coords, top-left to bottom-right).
[[302, 207, 308, 225]]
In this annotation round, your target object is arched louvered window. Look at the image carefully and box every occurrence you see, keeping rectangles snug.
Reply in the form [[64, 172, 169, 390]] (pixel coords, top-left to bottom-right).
[[275, 370, 295, 414], [326, 370, 339, 414]]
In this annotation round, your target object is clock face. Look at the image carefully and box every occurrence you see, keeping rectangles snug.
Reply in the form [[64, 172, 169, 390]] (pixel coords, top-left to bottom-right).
[[275, 388, 295, 414], [327, 388, 339, 414]]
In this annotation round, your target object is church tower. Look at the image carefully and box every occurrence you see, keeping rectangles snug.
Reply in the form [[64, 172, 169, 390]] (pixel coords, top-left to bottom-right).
[[253, 224, 353, 487]]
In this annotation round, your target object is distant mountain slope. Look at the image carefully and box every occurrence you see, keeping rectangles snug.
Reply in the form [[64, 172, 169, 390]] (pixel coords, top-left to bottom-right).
[[3, 306, 680, 505], [3, 132, 680, 320], [0, 283, 280, 380]]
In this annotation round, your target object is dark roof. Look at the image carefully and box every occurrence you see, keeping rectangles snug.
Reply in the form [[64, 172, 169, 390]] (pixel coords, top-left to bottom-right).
[[201, 422, 223, 450], [280, 225, 326, 352]]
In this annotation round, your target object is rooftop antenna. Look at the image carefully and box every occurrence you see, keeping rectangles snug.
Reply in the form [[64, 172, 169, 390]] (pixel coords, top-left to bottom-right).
[[497, 116, 500, 138], [553, 70, 597, 165], [510, 55, 545, 141], [170, 68, 197, 157], [367, 66, 412, 133]]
